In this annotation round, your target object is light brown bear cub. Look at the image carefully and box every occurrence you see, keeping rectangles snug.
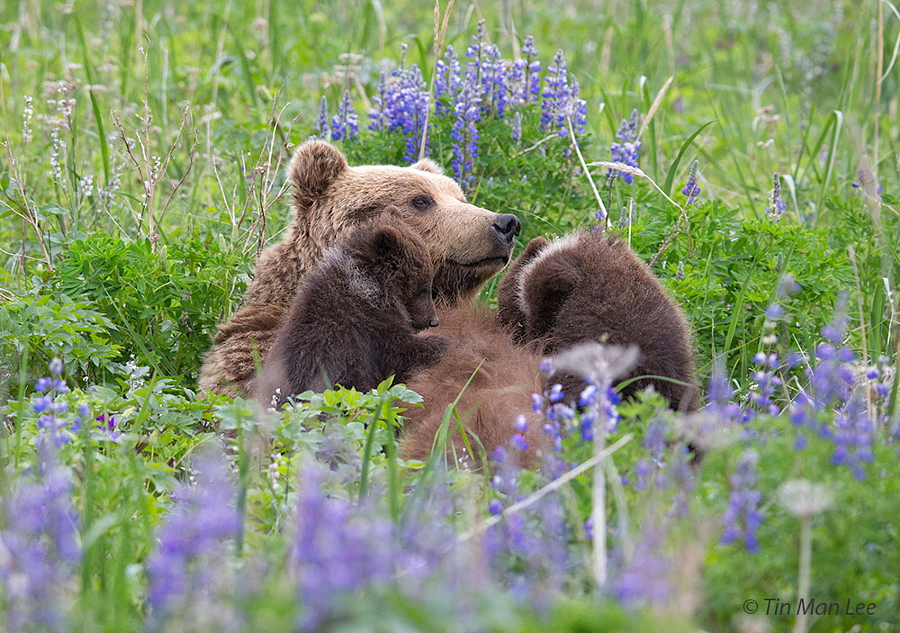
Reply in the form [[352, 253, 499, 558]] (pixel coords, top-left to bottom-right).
[[199, 140, 519, 398], [260, 209, 448, 407], [497, 231, 699, 411]]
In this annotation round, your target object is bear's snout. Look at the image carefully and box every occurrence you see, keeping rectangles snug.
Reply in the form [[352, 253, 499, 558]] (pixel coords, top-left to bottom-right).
[[428, 317, 440, 328], [492, 214, 521, 245]]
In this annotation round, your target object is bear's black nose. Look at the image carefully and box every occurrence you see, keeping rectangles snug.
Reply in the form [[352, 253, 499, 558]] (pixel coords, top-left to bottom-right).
[[429, 318, 440, 328], [492, 214, 521, 245]]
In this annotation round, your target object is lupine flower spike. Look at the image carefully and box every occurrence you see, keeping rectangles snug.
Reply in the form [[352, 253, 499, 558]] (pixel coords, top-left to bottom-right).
[[609, 109, 641, 183], [765, 173, 786, 221], [682, 159, 702, 204]]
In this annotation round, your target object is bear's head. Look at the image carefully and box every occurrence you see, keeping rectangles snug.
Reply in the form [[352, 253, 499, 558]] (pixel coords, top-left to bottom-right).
[[286, 140, 520, 305], [343, 208, 440, 331]]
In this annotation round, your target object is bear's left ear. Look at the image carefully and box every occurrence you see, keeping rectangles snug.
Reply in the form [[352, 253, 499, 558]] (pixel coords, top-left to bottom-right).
[[522, 256, 580, 335], [410, 159, 444, 176], [288, 140, 350, 210]]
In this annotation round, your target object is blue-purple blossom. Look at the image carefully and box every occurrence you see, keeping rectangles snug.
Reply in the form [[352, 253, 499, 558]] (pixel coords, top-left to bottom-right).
[[483, 494, 569, 604], [450, 65, 482, 188], [612, 527, 671, 606], [681, 159, 702, 204], [0, 443, 79, 633], [32, 358, 77, 445], [831, 397, 875, 480], [465, 23, 509, 119], [704, 357, 748, 424], [146, 446, 242, 627], [316, 95, 330, 139], [434, 45, 462, 116], [765, 173, 787, 221], [511, 111, 523, 145], [369, 45, 431, 162], [330, 90, 358, 141], [749, 352, 782, 416], [291, 467, 394, 629], [720, 450, 763, 553], [510, 36, 542, 107], [609, 109, 641, 183], [541, 49, 587, 138]]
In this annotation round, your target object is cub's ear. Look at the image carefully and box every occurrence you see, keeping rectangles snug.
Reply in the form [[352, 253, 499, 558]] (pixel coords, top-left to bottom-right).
[[519, 237, 550, 263], [410, 158, 443, 175], [288, 140, 349, 210], [522, 255, 580, 335], [371, 225, 406, 270]]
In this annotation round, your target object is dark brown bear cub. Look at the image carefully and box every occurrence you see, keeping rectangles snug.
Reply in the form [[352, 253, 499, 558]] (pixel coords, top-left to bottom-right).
[[496, 231, 699, 411], [261, 209, 448, 406]]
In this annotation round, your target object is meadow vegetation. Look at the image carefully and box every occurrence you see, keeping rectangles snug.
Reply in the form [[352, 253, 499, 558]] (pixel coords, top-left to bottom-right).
[[1, 0, 899, 631]]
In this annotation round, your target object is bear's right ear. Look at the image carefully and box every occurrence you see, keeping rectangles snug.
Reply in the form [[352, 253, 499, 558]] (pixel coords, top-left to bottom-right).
[[522, 256, 580, 334], [288, 140, 350, 209], [410, 159, 444, 175]]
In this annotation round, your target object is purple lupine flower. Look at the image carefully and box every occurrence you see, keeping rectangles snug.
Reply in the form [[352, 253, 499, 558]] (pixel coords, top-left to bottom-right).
[[96, 412, 121, 443], [434, 45, 462, 117], [632, 418, 667, 490], [482, 43, 509, 118], [609, 109, 641, 183], [831, 397, 875, 480], [510, 35, 542, 106], [704, 357, 747, 424], [510, 111, 523, 145], [464, 23, 509, 117], [541, 49, 587, 137], [291, 466, 394, 630], [749, 352, 782, 416], [316, 95, 330, 139], [612, 526, 671, 606], [32, 358, 76, 445], [146, 446, 242, 627], [668, 445, 695, 517], [720, 450, 763, 553], [483, 493, 568, 603], [0, 443, 79, 633], [330, 90, 358, 141], [681, 159, 702, 204], [450, 64, 482, 188], [765, 173, 787, 221], [368, 71, 388, 132], [372, 44, 431, 162]]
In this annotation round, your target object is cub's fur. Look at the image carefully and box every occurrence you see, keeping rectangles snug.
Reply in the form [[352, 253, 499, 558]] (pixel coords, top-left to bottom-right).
[[497, 231, 699, 410], [260, 210, 448, 406]]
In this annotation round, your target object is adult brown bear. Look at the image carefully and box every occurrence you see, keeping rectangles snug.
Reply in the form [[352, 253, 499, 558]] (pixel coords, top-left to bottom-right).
[[199, 140, 519, 399]]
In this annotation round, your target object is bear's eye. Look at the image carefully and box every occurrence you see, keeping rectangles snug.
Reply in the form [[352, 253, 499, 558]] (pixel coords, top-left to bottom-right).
[[411, 194, 434, 211]]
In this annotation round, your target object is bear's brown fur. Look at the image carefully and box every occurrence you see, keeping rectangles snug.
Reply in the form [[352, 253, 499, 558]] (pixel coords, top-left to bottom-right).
[[399, 304, 546, 465], [260, 209, 448, 406], [497, 231, 699, 411], [199, 140, 520, 397]]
